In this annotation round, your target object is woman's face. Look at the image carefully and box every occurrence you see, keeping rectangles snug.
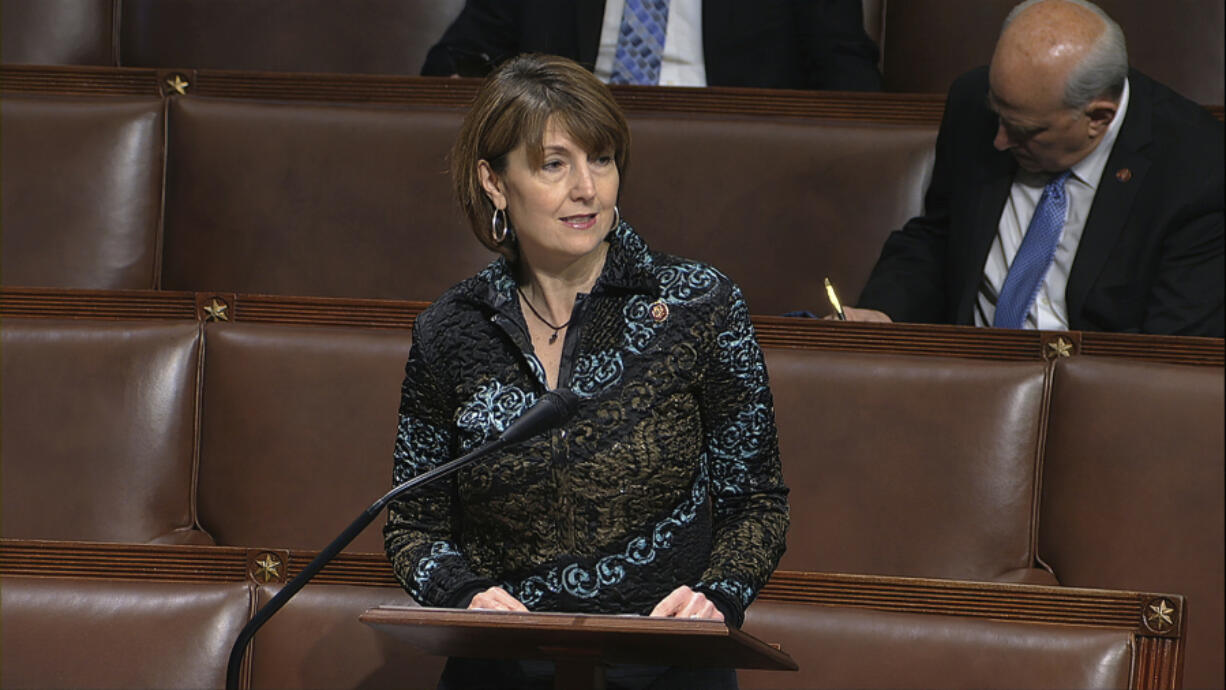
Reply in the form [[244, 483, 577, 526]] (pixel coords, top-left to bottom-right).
[[479, 119, 620, 270]]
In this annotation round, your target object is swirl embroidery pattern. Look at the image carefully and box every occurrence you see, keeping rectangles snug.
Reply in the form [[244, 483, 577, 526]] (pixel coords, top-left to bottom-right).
[[476, 263, 517, 298], [511, 463, 709, 606], [413, 541, 464, 590], [716, 292, 768, 389], [695, 578, 755, 609], [393, 416, 451, 480], [623, 295, 662, 354], [657, 262, 719, 302], [570, 350, 625, 398], [709, 402, 773, 495], [455, 381, 536, 449]]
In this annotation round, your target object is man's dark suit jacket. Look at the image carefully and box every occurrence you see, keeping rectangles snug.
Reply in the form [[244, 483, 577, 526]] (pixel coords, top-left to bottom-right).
[[421, 0, 882, 91], [858, 67, 1224, 336]]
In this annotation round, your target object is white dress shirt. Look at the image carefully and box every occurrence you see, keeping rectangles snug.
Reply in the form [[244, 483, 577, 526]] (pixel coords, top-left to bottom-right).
[[593, 0, 707, 87], [976, 78, 1131, 330]]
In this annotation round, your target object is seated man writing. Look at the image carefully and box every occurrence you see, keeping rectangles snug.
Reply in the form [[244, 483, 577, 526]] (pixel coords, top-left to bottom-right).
[[847, 0, 1223, 336]]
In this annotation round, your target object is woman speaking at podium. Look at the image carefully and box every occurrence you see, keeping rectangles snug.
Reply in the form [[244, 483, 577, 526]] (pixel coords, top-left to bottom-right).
[[384, 54, 789, 689]]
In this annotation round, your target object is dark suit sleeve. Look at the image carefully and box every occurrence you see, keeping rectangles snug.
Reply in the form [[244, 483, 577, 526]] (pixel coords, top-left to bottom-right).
[[856, 77, 969, 322], [1142, 172, 1224, 336], [420, 0, 522, 77], [800, 0, 882, 91]]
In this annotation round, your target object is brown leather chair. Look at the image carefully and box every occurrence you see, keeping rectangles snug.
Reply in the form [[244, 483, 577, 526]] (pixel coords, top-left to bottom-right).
[[739, 600, 1135, 689], [0, 576, 251, 689], [0, 319, 208, 544], [880, 0, 1225, 105], [195, 322, 411, 553], [161, 97, 935, 311], [119, 0, 465, 74], [159, 97, 492, 302], [0, 0, 117, 66], [1040, 357, 1225, 690], [251, 583, 445, 689], [1, 96, 165, 289], [621, 116, 935, 315], [765, 347, 1055, 583]]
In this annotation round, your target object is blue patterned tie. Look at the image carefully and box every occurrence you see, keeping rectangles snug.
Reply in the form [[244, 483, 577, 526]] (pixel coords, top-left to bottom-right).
[[993, 171, 1072, 329], [609, 0, 671, 85]]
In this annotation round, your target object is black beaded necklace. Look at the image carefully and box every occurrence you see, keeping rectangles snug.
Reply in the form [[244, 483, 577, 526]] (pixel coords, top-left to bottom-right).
[[518, 288, 571, 344]]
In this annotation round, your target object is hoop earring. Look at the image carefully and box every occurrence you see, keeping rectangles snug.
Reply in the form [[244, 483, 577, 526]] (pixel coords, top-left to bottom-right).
[[491, 208, 509, 244], [610, 205, 621, 231]]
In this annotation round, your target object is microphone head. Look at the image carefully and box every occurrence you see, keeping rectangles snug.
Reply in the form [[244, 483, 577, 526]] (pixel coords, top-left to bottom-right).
[[496, 388, 580, 447], [543, 388, 579, 417]]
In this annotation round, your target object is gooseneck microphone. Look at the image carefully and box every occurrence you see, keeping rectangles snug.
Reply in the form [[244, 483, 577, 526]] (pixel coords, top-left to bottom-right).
[[225, 388, 579, 690]]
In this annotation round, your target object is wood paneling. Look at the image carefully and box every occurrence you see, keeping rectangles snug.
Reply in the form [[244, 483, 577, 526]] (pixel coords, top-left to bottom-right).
[[5, 65, 1222, 124], [4, 287, 1222, 366], [0, 538, 1186, 689]]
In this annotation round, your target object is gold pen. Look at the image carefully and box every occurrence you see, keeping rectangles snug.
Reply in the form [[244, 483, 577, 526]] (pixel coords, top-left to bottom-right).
[[824, 277, 847, 320]]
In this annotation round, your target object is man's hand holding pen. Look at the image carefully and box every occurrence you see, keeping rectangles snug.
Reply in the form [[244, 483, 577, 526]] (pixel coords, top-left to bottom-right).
[[823, 277, 893, 322], [840, 306, 893, 322]]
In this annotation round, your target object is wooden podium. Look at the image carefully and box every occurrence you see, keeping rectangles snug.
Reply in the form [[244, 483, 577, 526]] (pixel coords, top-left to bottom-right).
[[360, 606, 798, 689]]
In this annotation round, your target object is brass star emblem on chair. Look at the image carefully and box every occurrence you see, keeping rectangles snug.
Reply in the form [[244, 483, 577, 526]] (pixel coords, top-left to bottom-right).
[[1146, 599, 1175, 632], [203, 298, 229, 322], [166, 74, 190, 95], [253, 553, 283, 583], [1045, 337, 1073, 359]]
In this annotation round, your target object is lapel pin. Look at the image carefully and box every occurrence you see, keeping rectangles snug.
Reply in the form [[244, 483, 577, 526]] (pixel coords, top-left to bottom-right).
[[1115, 168, 1132, 182], [649, 300, 670, 323]]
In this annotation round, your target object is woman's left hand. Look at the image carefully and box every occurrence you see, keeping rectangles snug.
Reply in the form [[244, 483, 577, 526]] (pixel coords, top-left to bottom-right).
[[649, 585, 724, 622]]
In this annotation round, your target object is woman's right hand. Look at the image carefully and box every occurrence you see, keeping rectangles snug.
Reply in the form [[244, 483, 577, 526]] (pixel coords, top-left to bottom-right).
[[467, 586, 529, 612]]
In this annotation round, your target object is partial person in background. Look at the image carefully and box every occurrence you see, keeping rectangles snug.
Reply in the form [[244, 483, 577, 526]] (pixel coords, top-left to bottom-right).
[[847, 0, 1223, 336], [385, 54, 789, 688], [422, 0, 882, 91]]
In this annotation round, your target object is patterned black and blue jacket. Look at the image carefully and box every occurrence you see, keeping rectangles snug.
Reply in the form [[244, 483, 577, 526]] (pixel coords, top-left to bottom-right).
[[383, 222, 789, 627]]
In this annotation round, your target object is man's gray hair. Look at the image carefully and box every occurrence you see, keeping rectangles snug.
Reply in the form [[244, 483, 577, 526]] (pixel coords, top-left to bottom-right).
[[1003, 0, 1129, 108]]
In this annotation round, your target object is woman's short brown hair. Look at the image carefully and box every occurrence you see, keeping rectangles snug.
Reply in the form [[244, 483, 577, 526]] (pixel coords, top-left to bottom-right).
[[451, 53, 631, 261]]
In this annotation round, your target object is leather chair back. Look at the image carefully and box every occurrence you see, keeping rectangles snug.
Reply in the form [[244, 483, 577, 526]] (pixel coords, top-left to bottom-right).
[[1, 319, 204, 544], [614, 116, 935, 314], [1, 96, 165, 289], [119, 0, 465, 74], [160, 97, 491, 301], [740, 600, 1134, 689], [160, 97, 935, 312], [765, 348, 1052, 583], [0, 0, 117, 65], [251, 583, 445, 689], [1040, 357, 1225, 690], [880, 0, 1225, 104], [195, 322, 411, 552], [1, 576, 250, 690]]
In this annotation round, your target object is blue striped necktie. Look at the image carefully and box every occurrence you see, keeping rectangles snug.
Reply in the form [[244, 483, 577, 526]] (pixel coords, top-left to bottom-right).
[[993, 170, 1073, 329], [609, 0, 671, 85]]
